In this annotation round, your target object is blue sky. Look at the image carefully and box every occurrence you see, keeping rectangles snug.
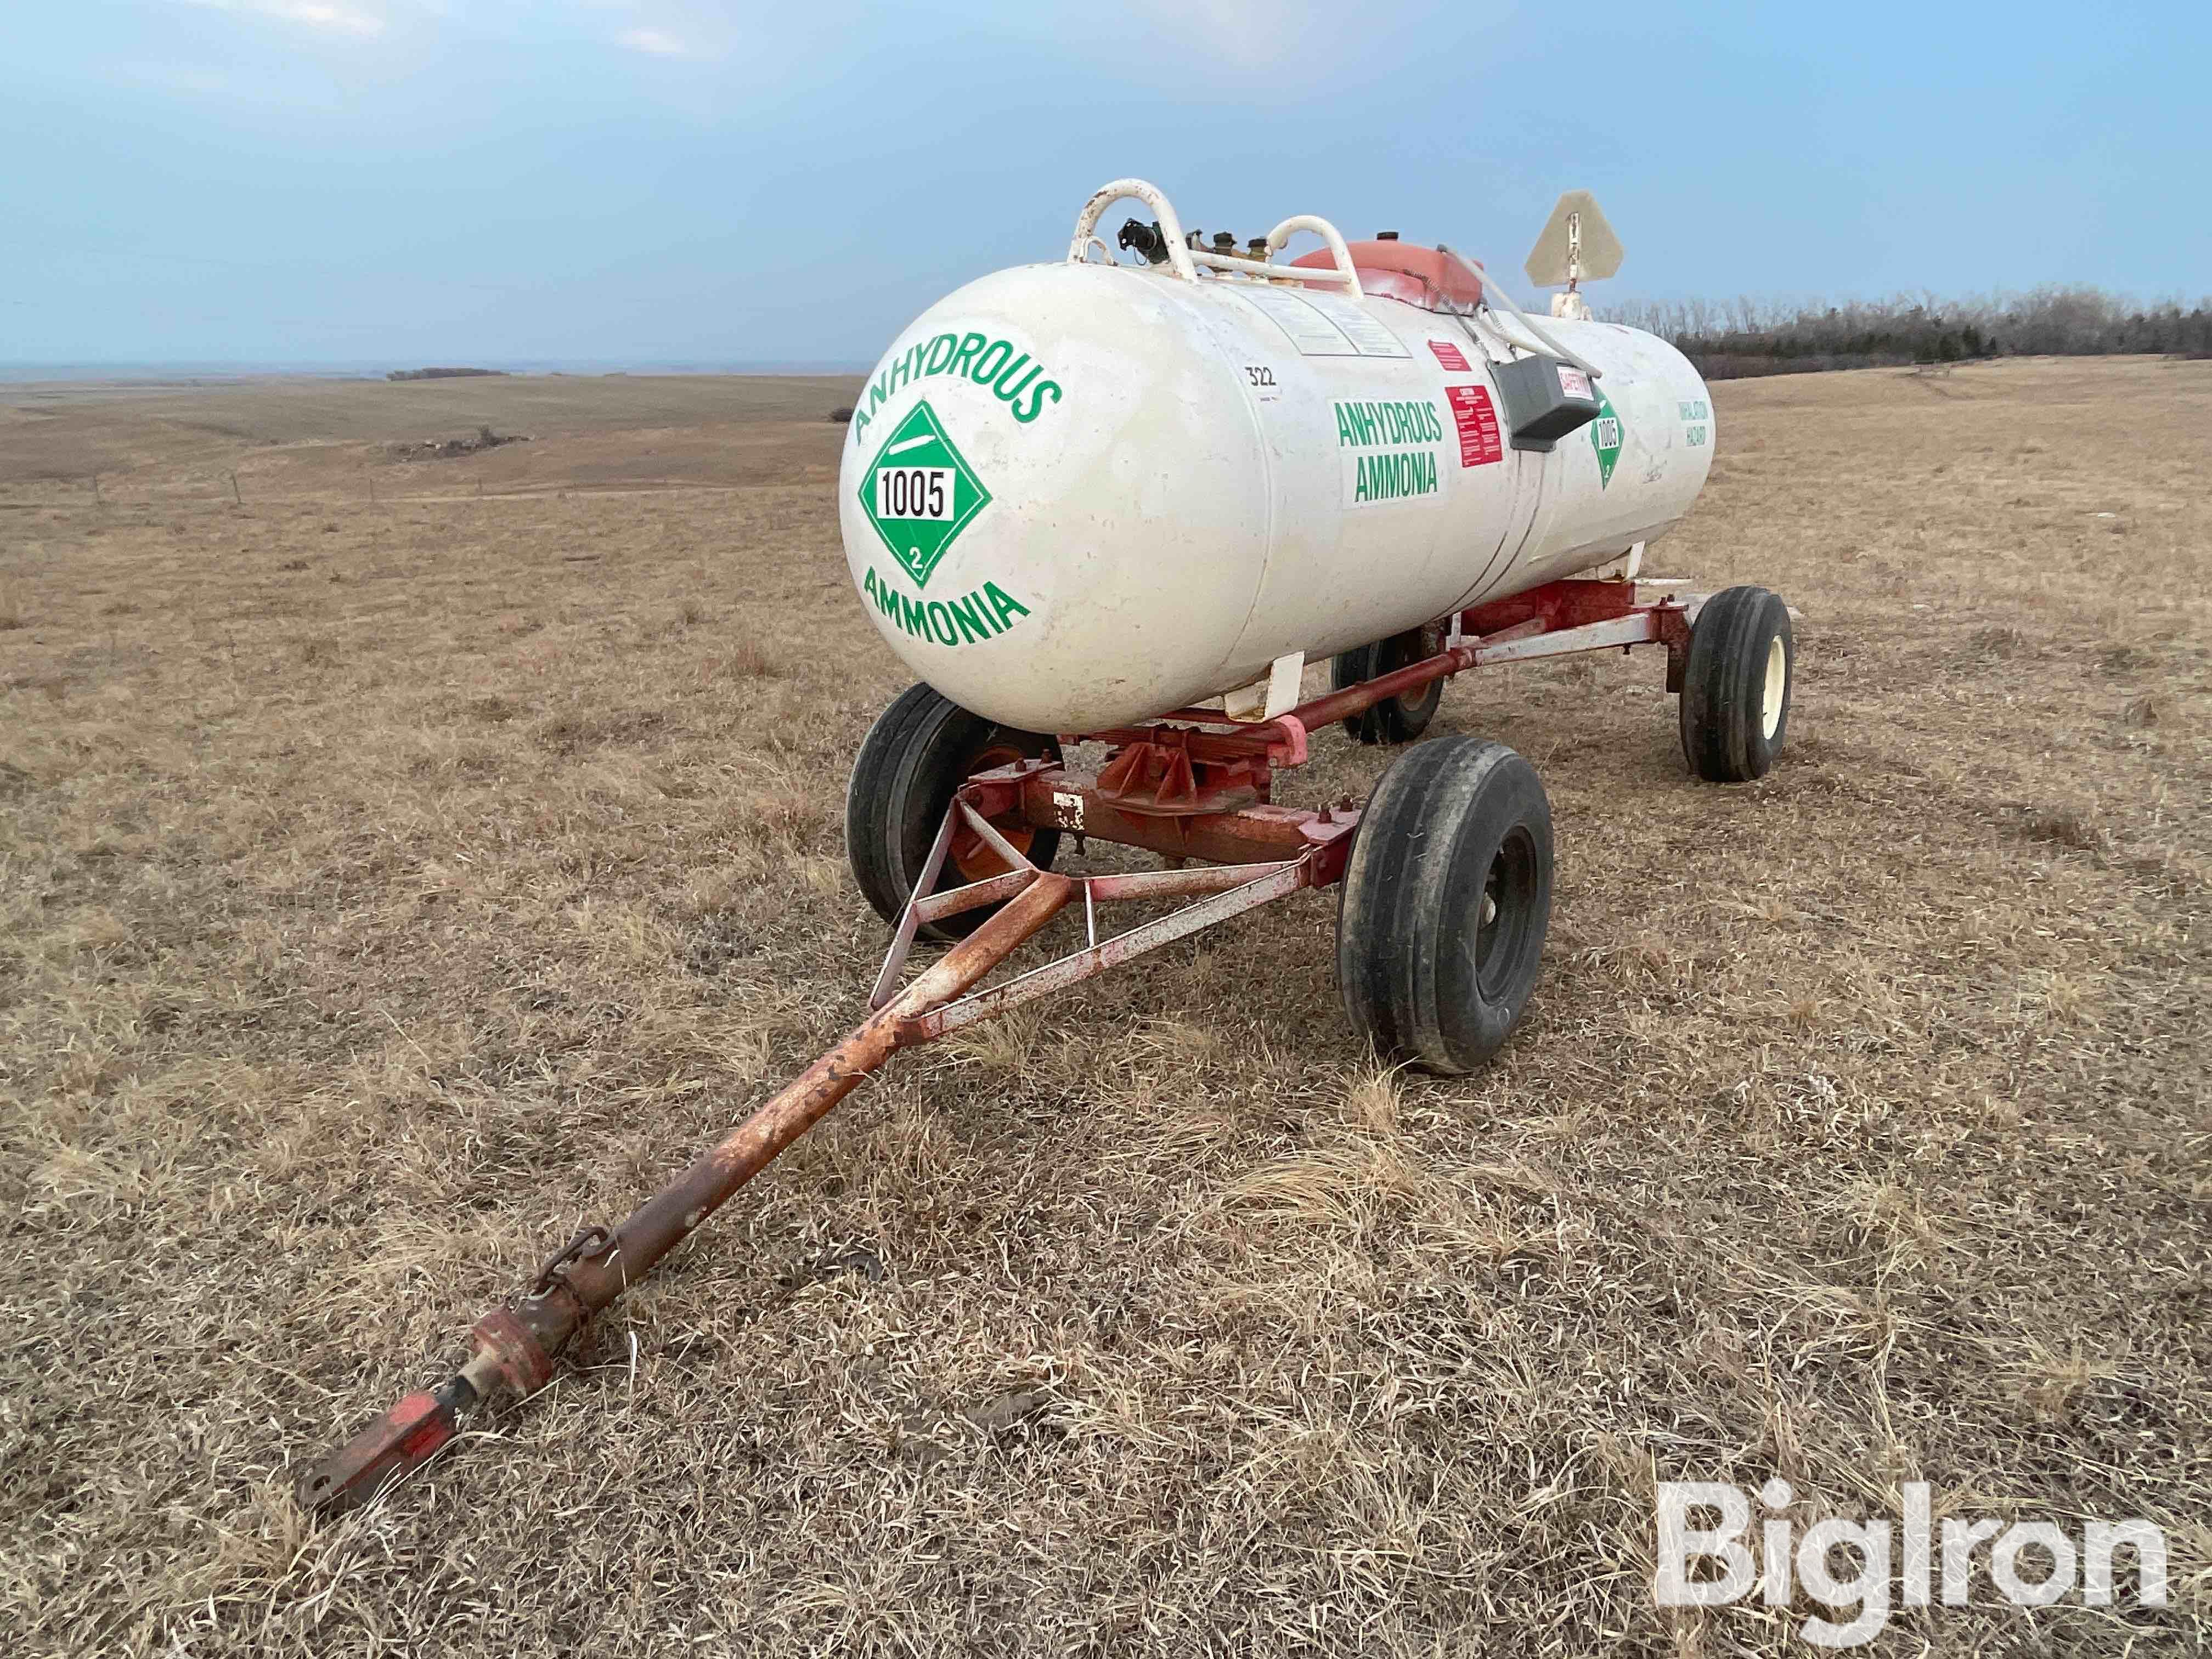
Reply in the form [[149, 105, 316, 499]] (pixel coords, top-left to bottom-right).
[[4, 1, 2204, 366]]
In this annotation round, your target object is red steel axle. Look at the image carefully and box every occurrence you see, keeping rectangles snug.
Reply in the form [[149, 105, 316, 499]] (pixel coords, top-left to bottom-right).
[[1073, 580, 1692, 813]]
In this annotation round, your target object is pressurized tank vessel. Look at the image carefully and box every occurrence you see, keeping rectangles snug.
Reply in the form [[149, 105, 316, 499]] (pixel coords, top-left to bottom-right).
[[838, 183, 1714, 733]]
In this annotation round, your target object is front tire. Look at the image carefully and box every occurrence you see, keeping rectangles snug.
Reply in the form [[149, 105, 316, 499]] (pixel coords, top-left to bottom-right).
[[1679, 585, 1793, 782], [845, 684, 1059, 940], [1336, 737, 1553, 1075]]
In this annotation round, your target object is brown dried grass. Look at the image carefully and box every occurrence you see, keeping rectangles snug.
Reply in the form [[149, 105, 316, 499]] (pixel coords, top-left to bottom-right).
[[1, 358, 2208, 1655]]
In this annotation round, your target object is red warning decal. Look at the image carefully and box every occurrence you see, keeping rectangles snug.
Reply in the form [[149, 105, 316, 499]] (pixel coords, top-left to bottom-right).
[[1427, 338, 1471, 372], [1447, 383, 1503, 467]]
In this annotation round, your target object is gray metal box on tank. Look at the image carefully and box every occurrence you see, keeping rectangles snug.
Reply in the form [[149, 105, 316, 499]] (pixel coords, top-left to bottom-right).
[[1491, 355, 1601, 452]]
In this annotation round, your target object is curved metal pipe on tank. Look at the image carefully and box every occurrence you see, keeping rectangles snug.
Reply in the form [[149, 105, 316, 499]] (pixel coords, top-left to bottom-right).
[[1263, 214, 1367, 298], [1068, 178, 1199, 280], [1068, 182, 1364, 293], [1436, 244, 1606, 381]]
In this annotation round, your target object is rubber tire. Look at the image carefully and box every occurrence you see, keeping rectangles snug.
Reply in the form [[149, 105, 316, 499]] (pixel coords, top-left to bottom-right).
[[845, 684, 1060, 941], [1336, 737, 1553, 1075], [1679, 585, 1793, 782], [1331, 624, 1444, 744]]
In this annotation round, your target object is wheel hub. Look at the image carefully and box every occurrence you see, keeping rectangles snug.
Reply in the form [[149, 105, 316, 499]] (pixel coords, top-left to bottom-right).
[[949, 742, 1036, 881]]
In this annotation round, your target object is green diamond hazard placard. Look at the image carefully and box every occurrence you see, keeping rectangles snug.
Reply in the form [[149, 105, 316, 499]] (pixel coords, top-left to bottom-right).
[[859, 401, 991, 590], [1590, 390, 1623, 488]]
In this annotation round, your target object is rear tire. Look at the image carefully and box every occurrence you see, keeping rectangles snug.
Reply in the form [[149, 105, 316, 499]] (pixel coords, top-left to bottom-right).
[[845, 684, 1059, 941], [1331, 623, 1445, 744], [1336, 737, 1553, 1075], [1679, 585, 1793, 782]]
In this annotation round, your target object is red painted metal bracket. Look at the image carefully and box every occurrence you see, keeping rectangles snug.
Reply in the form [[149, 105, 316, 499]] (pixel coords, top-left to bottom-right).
[[1070, 579, 1699, 820]]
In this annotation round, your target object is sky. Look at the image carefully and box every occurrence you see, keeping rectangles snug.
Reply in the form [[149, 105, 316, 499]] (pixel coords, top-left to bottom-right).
[[3, 0, 2205, 368]]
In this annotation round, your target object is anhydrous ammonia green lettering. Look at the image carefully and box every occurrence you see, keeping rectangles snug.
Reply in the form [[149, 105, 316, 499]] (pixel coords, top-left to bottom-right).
[[853, 331, 1064, 445], [1337, 397, 1444, 507], [1354, 449, 1439, 504], [1333, 399, 1443, 450], [864, 566, 1031, 648]]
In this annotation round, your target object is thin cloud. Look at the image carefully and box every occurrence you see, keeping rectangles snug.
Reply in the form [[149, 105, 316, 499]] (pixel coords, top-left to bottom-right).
[[1125, 0, 1321, 72], [600, 3, 747, 61], [617, 26, 700, 57], [182, 0, 389, 37], [1107, 0, 1492, 81], [167, 1, 1451, 75]]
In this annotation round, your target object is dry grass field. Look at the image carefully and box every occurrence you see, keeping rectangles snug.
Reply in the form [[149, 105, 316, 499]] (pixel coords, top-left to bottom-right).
[[2, 358, 2207, 1656]]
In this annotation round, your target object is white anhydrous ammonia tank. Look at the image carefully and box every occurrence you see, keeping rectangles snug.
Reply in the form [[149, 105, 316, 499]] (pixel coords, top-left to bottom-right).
[[838, 196, 1714, 733]]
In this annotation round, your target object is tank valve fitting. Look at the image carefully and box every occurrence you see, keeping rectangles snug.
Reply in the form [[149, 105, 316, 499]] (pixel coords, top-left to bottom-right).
[[1116, 218, 1170, 265]]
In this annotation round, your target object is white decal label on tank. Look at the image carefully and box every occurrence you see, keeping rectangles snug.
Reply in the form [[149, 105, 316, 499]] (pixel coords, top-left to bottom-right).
[[1334, 398, 1445, 509], [1229, 288, 1360, 355], [1557, 366, 1593, 400], [1301, 292, 1410, 357]]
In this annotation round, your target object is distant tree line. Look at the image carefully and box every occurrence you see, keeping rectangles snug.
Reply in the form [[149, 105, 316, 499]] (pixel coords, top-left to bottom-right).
[[386, 366, 509, 381], [1601, 286, 2212, 379]]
